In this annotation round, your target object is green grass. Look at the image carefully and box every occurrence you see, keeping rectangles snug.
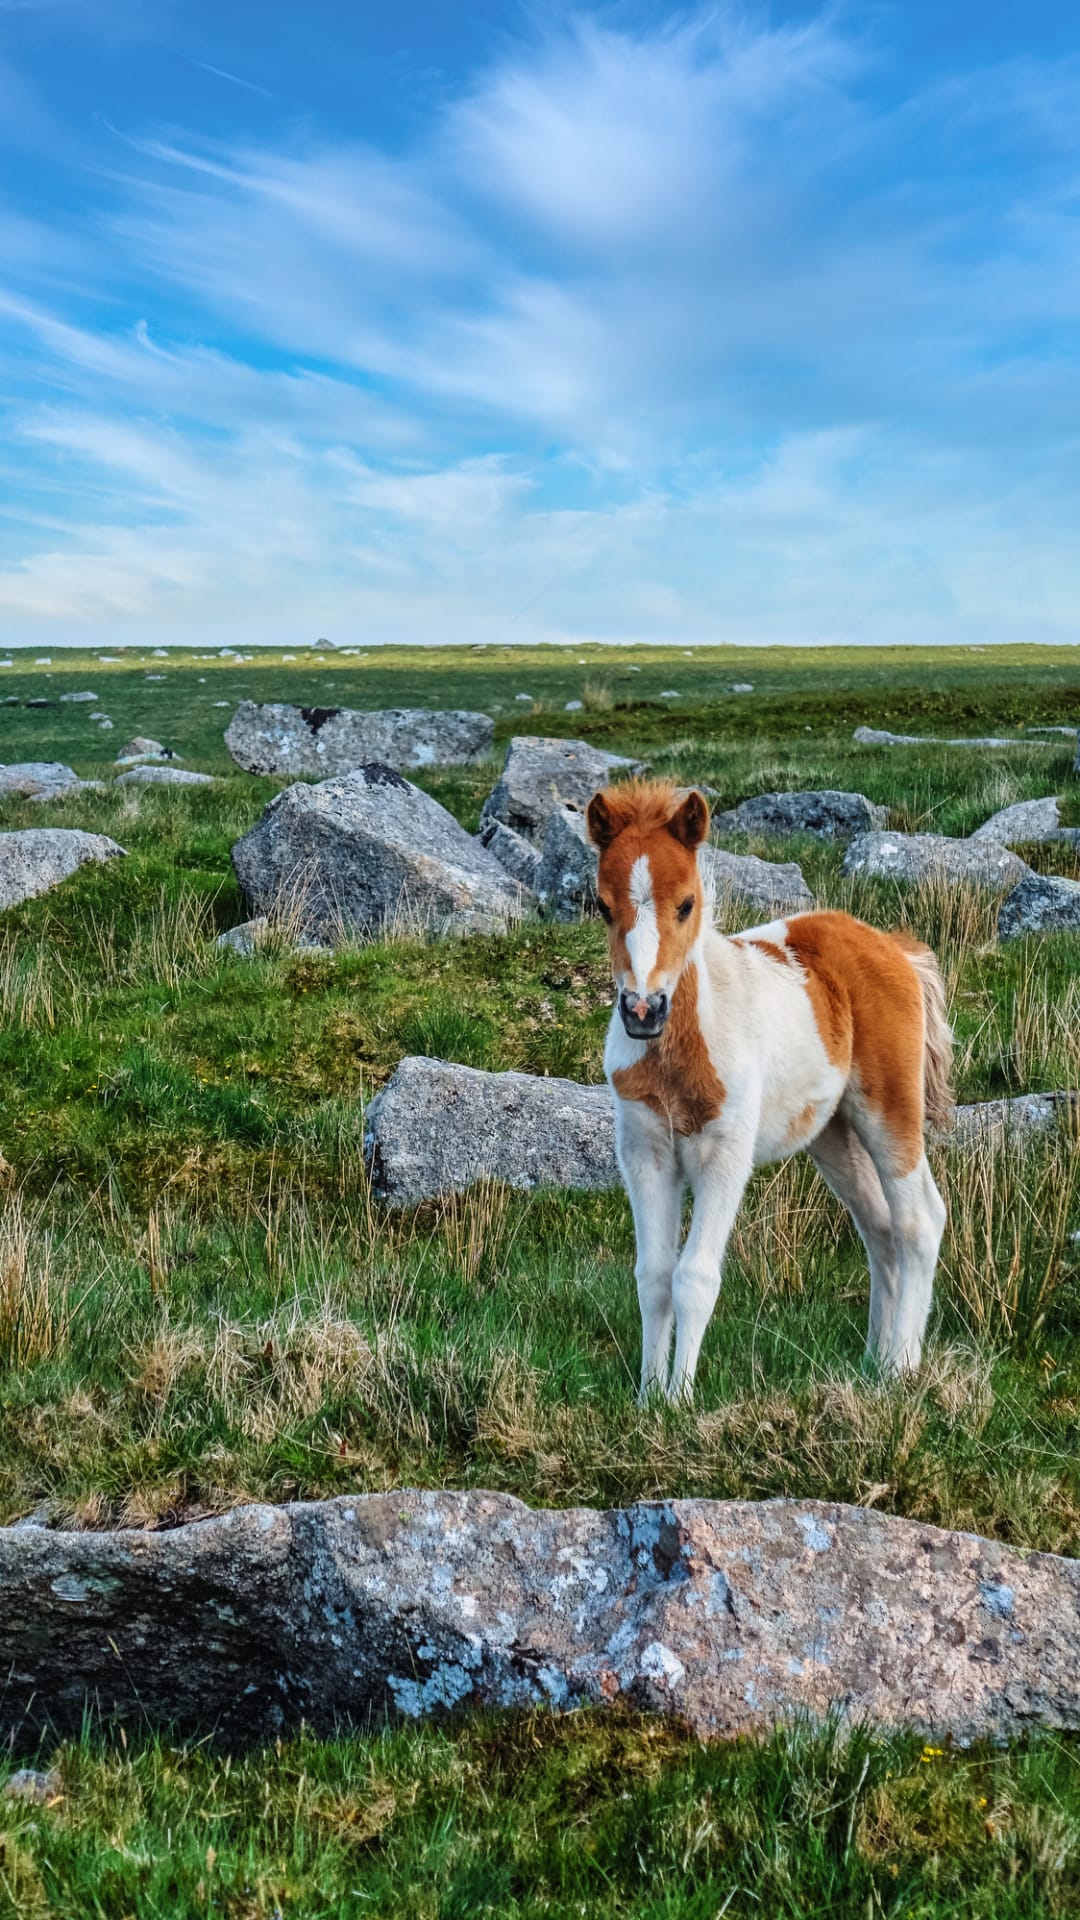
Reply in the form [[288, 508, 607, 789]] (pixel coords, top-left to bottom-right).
[[3, 1714, 1079, 1918], [3, 642, 1080, 1909]]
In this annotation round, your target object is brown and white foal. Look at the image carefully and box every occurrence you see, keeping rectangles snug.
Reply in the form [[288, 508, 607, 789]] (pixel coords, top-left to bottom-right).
[[586, 781, 952, 1401]]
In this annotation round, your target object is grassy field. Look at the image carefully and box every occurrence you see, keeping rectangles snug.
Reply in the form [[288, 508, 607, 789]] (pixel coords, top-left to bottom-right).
[[2, 642, 1080, 1915]]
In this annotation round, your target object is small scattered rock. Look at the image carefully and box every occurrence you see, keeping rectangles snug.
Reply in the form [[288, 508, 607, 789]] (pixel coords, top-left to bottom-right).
[[998, 872, 1080, 941], [843, 832, 1029, 891], [58, 691, 99, 704], [115, 766, 214, 789], [564, 699, 583, 711], [116, 737, 178, 765], [948, 1091, 1079, 1143], [232, 764, 530, 945], [727, 682, 754, 693], [3, 1768, 62, 1806], [215, 918, 333, 958], [716, 790, 887, 843], [0, 829, 126, 911], [477, 819, 543, 892], [365, 1056, 616, 1204], [225, 702, 493, 775], [480, 737, 643, 842]]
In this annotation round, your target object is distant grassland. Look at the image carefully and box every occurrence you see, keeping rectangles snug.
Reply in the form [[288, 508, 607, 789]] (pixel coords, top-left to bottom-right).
[[2, 644, 1080, 1916]]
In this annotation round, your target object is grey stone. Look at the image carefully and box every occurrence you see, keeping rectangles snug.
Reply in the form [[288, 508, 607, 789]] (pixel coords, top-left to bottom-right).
[[719, 790, 887, 843], [998, 872, 1080, 940], [948, 1091, 1079, 1144], [1, 1491, 1079, 1749], [701, 845, 814, 915], [478, 818, 543, 892], [0, 830, 126, 912], [232, 764, 530, 945], [728, 682, 754, 693], [535, 806, 598, 920], [854, 726, 1043, 749], [365, 1056, 616, 1204], [58, 690, 99, 704], [0, 762, 85, 799], [3, 1768, 62, 1805], [215, 918, 333, 958], [971, 797, 1080, 848], [116, 737, 179, 764], [225, 702, 493, 775], [115, 766, 214, 788], [480, 736, 643, 842], [843, 832, 1029, 891]]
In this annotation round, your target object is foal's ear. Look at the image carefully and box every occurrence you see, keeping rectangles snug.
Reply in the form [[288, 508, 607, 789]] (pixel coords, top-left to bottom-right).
[[586, 788, 625, 849], [667, 788, 710, 850]]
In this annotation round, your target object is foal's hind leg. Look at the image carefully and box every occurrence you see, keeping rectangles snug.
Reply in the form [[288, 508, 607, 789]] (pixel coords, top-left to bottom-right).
[[809, 1115, 901, 1359], [844, 1107, 947, 1372]]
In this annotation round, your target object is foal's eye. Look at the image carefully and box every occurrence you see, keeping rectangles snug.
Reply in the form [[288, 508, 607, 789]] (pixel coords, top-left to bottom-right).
[[676, 896, 695, 922], [597, 898, 613, 924]]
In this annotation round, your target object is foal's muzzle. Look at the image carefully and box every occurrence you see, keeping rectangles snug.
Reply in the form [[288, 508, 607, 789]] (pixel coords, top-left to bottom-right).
[[619, 988, 669, 1039]]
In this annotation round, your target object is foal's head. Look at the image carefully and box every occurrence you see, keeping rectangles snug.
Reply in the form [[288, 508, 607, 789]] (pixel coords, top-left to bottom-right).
[[586, 781, 710, 1039]]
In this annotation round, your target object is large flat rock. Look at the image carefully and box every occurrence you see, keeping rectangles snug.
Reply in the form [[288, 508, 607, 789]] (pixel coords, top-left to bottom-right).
[[365, 1055, 615, 1203], [714, 790, 887, 842], [226, 702, 493, 775], [854, 727, 1045, 750], [2, 1492, 1078, 1749], [0, 829, 126, 912], [232, 765, 530, 944]]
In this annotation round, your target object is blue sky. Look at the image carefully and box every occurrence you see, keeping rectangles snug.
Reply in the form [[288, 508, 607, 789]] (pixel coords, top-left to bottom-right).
[[0, 1, 1078, 649]]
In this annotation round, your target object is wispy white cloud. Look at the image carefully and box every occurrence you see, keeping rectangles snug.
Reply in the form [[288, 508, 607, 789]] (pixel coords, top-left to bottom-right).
[[1, 7, 1079, 644]]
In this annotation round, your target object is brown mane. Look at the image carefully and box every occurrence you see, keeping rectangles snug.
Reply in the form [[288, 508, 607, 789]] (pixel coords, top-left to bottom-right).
[[588, 779, 704, 842]]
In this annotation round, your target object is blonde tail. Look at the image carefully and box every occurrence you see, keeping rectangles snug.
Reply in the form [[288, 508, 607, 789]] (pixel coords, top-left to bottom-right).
[[892, 934, 955, 1130]]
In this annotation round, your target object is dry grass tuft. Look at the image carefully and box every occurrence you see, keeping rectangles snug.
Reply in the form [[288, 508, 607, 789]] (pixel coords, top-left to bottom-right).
[[0, 1193, 71, 1367]]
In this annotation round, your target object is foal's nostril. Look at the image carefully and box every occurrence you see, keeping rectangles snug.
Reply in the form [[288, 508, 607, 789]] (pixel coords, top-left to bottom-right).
[[619, 988, 670, 1036]]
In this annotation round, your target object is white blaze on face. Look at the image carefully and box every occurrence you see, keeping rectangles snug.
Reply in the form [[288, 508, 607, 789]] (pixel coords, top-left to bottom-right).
[[624, 853, 659, 997]]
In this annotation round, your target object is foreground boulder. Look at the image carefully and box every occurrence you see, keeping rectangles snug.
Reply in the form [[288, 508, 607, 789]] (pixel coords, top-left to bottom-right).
[[713, 790, 886, 842], [2, 1491, 1078, 1749], [226, 702, 493, 775], [365, 1056, 615, 1203], [0, 829, 125, 912], [480, 736, 643, 841], [232, 764, 529, 944], [998, 872, 1080, 940], [843, 832, 1029, 891]]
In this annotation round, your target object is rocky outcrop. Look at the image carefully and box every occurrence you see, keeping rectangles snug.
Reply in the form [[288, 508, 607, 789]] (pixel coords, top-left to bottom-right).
[[479, 737, 643, 842], [2, 1491, 1079, 1750], [535, 806, 598, 920], [231, 764, 530, 945], [0, 762, 88, 800], [970, 797, 1076, 847], [478, 818, 543, 892], [115, 767, 214, 788], [843, 832, 1029, 892], [998, 872, 1080, 940], [0, 829, 126, 912], [713, 790, 887, 842], [364, 1056, 615, 1204], [854, 727, 1043, 750], [225, 702, 493, 776], [948, 1091, 1079, 1143], [115, 738, 180, 765], [702, 845, 814, 916]]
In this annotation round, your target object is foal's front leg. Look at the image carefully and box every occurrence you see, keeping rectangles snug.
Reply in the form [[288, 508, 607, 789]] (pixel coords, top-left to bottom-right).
[[616, 1109, 683, 1401], [669, 1132, 754, 1401]]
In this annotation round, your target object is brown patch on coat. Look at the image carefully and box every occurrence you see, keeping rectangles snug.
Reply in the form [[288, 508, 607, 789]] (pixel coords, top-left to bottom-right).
[[613, 962, 726, 1135], [748, 938, 792, 968], [784, 1100, 819, 1147], [782, 912, 929, 1175]]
